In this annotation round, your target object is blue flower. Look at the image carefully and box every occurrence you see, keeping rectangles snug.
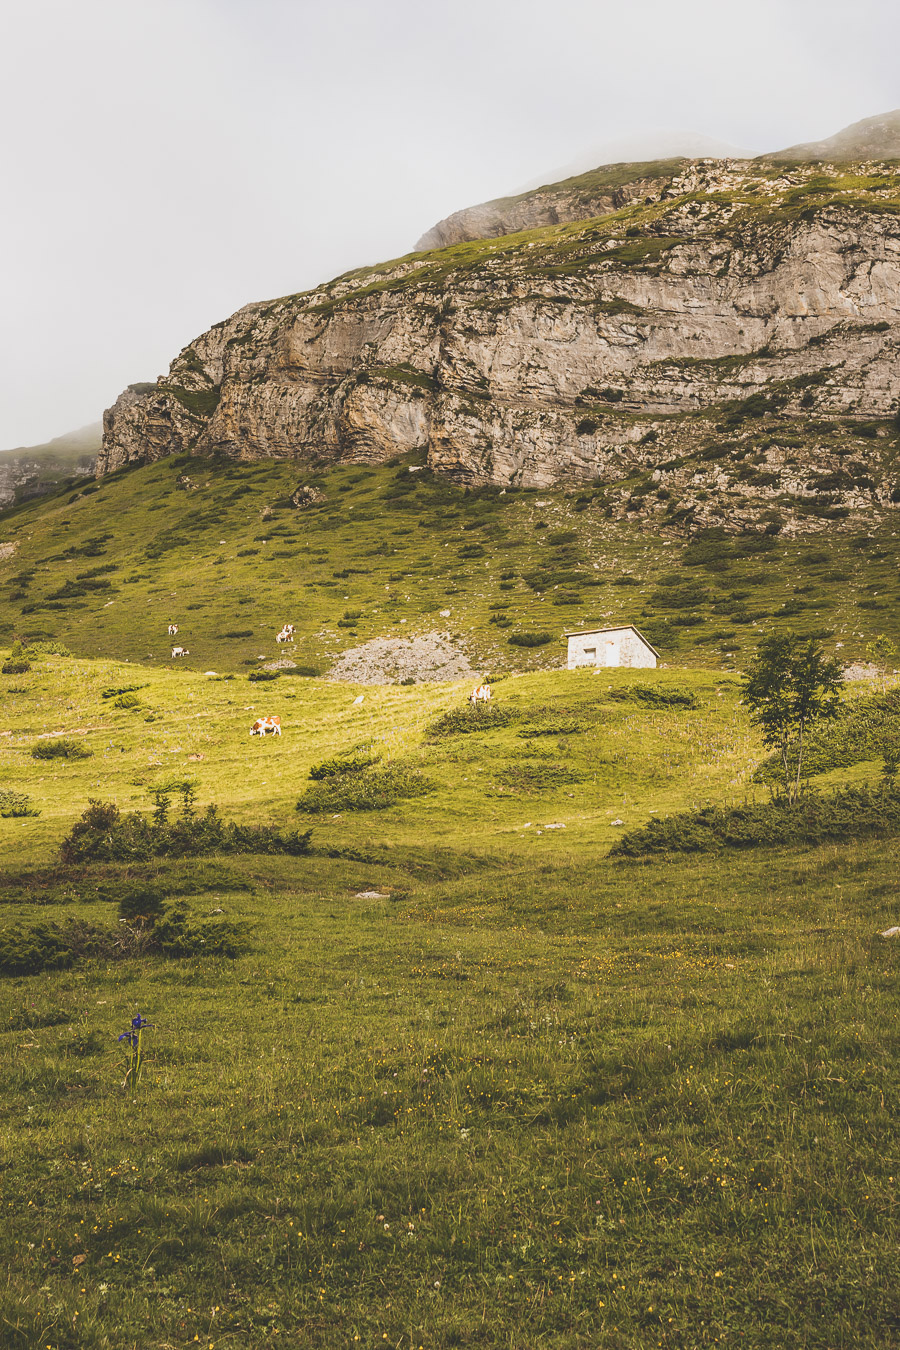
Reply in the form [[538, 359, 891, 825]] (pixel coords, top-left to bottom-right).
[[131, 1014, 150, 1030]]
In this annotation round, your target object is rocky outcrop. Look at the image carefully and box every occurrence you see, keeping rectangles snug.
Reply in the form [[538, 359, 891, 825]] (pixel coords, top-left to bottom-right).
[[99, 159, 900, 534], [414, 160, 684, 250]]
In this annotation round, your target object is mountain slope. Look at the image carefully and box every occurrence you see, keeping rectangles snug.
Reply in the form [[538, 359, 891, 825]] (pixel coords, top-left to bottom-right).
[[768, 109, 900, 164], [414, 158, 688, 250], [0, 422, 99, 511], [99, 159, 900, 538], [1, 450, 899, 678]]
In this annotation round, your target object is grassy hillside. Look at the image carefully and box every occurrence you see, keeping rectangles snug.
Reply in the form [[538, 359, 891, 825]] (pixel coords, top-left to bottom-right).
[[1, 452, 899, 679], [1, 647, 899, 1348]]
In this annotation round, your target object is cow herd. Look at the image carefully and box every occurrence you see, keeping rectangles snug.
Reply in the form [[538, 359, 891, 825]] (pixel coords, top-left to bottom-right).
[[163, 619, 491, 737]]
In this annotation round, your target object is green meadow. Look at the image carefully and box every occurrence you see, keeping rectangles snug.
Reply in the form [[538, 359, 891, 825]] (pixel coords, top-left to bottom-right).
[[1, 461, 900, 1348]]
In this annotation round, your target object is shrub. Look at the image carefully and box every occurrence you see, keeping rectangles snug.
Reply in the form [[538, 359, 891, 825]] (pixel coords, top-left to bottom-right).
[[59, 792, 312, 863], [576, 417, 599, 436], [223, 629, 255, 638], [0, 922, 76, 976], [32, 738, 93, 760], [248, 669, 280, 682], [492, 761, 583, 793], [547, 530, 579, 546], [113, 691, 142, 709], [280, 664, 322, 678], [102, 684, 147, 700], [610, 783, 900, 858], [309, 748, 381, 780], [297, 764, 434, 813], [608, 684, 699, 709], [0, 789, 40, 818], [508, 632, 553, 648], [2, 660, 31, 674], [18, 639, 72, 657], [426, 703, 519, 737]]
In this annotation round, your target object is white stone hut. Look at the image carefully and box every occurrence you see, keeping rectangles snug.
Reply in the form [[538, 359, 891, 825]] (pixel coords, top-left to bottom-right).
[[565, 624, 658, 670]]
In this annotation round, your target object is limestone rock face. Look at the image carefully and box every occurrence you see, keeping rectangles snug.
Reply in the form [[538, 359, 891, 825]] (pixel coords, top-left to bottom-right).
[[98, 159, 900, 534], [415, 162, 681, 250]]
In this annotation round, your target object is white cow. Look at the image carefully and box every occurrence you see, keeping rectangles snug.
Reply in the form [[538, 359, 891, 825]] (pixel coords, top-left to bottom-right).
[[250, 715, 281, 736], [167, 624, 179, 636], [276, 624, 295, 644], [470, 684, 492, 705], [171, 646, 190, 659]]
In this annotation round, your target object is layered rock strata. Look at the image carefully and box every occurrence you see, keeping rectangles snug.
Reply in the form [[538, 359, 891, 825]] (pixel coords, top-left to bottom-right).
[[100, 161, 900, 533]]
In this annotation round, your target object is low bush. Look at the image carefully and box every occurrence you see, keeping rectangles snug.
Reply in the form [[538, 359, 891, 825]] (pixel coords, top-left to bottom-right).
[[309, 748, 381, 780], [0, 789, 40, 818], [2, 660, 30, 674], [222, 629, 255, 638], [0, 902, 251, 976], [608, 684, 699, 710], [426, 703, 519, 737], [492, 761, 583, 793], [508, 632, 553, 648], [297, 764, 434, 813], [248, 669, 280, 682], [610, 783, 900, 858], [113, 691, 142, 709], [32, 738, 93, 760], [59, 790, 312, 863], [547, 530, 579, 546], [101, 683, 146, 700], [18, 639, 72, 657], [279, 664, 322, 678]]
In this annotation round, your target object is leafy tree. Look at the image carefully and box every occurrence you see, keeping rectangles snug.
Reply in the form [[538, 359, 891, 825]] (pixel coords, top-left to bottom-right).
[[743, 633, 843, 802]]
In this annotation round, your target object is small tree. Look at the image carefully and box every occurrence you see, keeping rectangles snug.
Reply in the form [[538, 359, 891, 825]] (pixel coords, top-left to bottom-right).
[[743, 633, 843, 802]]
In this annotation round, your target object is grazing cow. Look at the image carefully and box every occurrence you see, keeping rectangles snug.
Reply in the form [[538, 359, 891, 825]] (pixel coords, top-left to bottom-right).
[[167, 624, 179, 636], [250, 715, 281, 736], [470, 684, 492, 705], [276, 624, 295, 644], [171, 646, 190, 658]]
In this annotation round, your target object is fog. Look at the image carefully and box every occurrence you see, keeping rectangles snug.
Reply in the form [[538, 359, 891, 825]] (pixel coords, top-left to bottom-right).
[[2, 0, 898, 448]]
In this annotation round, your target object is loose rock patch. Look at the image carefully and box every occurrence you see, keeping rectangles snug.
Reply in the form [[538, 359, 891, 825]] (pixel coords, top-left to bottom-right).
[[328, 631, 477, 685]]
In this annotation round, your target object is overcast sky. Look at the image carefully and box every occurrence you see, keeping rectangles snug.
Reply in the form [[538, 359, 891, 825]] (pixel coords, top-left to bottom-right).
[[1, 0, 898, 449]]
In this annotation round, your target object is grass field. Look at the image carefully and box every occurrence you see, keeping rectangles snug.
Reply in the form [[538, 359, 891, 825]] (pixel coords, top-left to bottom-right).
[[2, 641, 900, 1347]]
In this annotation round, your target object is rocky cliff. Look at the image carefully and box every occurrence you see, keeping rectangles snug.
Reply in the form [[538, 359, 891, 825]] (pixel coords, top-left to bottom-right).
[[414, 159, 686, 251], [100, 159, 900, 535]]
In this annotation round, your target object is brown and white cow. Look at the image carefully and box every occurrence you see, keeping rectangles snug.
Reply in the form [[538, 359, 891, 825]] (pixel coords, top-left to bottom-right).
[[167, 624, 179, 636], [470, 684, 492, 705], [276, 624, 295, 644], [171, 646, 190, 658], [249, 715, 282, 736]]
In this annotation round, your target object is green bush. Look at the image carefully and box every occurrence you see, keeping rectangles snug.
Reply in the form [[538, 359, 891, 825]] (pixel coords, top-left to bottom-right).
[[610, 783, 900, 858], [547, 530, 579, 546], [0, 922, 76, 975], [426, 703, 519, 737], [493, 761, 583, 793], [508, 632, 553, 648], [59, 793, 312, 863], [113, 691, 142, 709], [102, 683, 147, 700], [19, 639, 72, 657], [0, 790, 40, 818], [608, 684, 699, 710], [31, 738, 93, 760], [309, 748, 381, 780], [297, 764, 434, 813], [248, 669, 280, 682], [2, 660, 31, 674]]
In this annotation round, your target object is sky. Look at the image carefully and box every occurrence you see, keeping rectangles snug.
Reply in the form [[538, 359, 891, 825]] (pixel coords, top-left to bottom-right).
[[1, 0, 898, 450]]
